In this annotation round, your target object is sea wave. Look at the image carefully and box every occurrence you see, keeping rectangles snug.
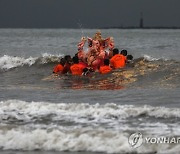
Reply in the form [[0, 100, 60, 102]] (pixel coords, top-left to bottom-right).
[[0, 100, 180, 153], [1, 54, 180, 89], [0, 125, 179, 153], [0, 53, 177, 71], [0, 53, 179, 72], [0, 127, 140, 153], [1, 100, 180, 124], [0, 55, 37, 70], [143, 54, 163, 61], [0, 53, 63, 70]]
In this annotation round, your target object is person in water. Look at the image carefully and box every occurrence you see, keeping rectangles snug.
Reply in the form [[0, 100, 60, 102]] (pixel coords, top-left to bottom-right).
[[110, 48, 127, 69], [127, 54, 133, 61], [70, 56, 85, 76], [120, 49, 128, 57], [53, 58, 66, 74], [120, 49, 134, 63], [99, 59, 112, 74], [62, 55, 72, 74]]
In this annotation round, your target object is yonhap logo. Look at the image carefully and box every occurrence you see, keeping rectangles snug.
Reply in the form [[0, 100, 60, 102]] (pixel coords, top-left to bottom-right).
[[128, 132, 180, 148], [128, 132, 143, 148]]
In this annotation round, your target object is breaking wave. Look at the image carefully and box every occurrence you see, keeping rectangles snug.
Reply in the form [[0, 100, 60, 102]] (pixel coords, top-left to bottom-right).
[[0, 54, 178, 71], [1, 127, 179, 153], [0, 55, 37, 70], [143, 54, 168, 61], [0, 54, 180, 89], [0, 100, 180, 153], [0, 53, 63, 70], [1, 100, 180, 122]]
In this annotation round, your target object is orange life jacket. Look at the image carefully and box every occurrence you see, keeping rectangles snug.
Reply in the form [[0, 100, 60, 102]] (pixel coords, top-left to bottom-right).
[[70, 64, 84, 75], [99, 65, 112, 74], [110, 54, 126, 69], [53, 64, 64, 73]]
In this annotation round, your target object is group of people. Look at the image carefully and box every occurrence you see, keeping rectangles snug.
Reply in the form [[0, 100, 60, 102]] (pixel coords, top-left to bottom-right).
[[53, 31, 133, 76]]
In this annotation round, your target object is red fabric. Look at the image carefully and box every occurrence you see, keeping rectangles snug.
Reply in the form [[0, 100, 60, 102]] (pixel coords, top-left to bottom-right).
[[70, 64, 84, 75], [110, 54, 126, 69], [53, 64, 64, 73], [99, 65, 112, 74]]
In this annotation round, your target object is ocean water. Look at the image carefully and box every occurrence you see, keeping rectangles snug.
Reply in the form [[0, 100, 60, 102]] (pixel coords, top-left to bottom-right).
[[0, 29, 180, 154]]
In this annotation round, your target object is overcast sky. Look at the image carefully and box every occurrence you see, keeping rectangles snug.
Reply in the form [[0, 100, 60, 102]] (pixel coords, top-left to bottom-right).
[[0, 0, 180, 28]]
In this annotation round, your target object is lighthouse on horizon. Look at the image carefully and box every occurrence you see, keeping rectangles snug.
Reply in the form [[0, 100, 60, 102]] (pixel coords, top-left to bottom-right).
[[140, 12, 144, 28]]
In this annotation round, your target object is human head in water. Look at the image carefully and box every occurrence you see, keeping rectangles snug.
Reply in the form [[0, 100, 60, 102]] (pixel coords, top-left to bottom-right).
[[72, 56, 79, 64], [64, 55, 72, 63], [113, 48, 119, 56], [127, 55, 133, 60], [121, 49, 127, 56], [60, 58, 66, 66]]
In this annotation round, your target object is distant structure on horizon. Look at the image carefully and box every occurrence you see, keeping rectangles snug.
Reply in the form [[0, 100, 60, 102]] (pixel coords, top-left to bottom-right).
[[139, 12, 144, 28]]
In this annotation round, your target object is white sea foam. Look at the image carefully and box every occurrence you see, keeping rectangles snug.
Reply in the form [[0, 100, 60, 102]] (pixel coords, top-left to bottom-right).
[[0, 127, 132, 152], [143, 55, 160, 61], [0, 127, 179, 153], [40, 53, 64, 64], [0, 100, 180, 153], [0, 55, 37, 70], [0, 53, 63, 70], [0, 100, 180, 123], [143, 54, 169, 61]]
